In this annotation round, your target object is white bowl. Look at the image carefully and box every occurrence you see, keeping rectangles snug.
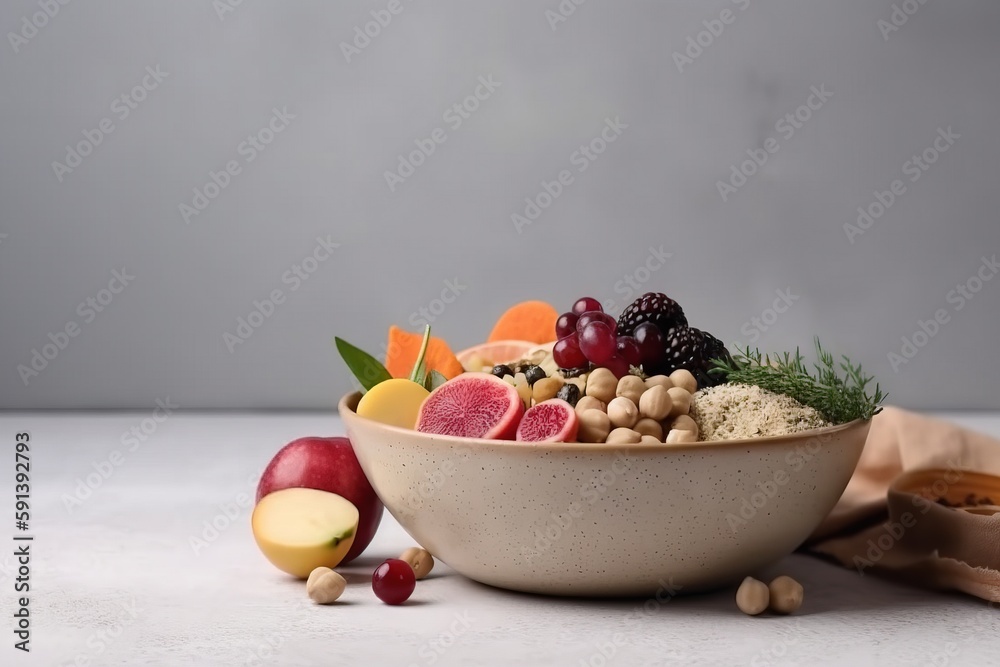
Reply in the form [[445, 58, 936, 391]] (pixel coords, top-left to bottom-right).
[[340, 392, 869, 597]]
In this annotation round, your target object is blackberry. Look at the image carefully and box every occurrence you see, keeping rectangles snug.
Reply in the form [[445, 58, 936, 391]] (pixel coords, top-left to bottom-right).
[[662, 326, 731, 388], [617, 292, 688, 337]]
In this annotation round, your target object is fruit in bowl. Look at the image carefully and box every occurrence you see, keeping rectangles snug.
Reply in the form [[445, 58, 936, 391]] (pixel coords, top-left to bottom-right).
[[330, 294, 884, 596]]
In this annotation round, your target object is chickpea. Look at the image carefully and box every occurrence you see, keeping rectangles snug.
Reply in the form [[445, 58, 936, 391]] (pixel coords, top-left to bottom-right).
[[735, 576, 769, 616], [306, 567, 347, 604], [638, 385, 672, 421], [607, 397, 639, 429], [633, 418, 663, 441], [767, 576, 803, 614], [532, 377, 564, 404], [575, 396, 606, 414], [640, 435, 661, 445], [616, 375, 645, 406], [665, 429, 698, 444], [644, 375, 673, 391], [605, 428, 641, 445], [669, 369, 698, 394], [578, 409, 611, 443], [670, 414, 698, 435], [400, 546, 435, 580], [585, 368, 618, 404], [666, 387, 691, 417]]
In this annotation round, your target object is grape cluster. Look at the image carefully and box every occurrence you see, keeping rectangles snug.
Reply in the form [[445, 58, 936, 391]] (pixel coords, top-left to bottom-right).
[[554, 297, 651, 379], [553, 293, 731, 385]]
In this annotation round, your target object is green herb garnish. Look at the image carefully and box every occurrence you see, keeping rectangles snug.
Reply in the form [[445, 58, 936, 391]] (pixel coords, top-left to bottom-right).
[[425, 369, 448, 391], [336, 325, 446, 393], [710, 338, 885, 424], [409, 325, 431, 386], [335, 337, 392, 392]]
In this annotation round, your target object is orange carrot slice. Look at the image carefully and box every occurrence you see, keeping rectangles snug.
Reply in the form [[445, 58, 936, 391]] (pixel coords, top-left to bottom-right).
[[487, 301, 559, 345], [385, 325, 464, 380]]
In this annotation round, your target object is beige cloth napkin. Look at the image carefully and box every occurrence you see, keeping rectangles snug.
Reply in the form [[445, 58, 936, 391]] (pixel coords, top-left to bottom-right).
[[806, 406, 1000, 602]]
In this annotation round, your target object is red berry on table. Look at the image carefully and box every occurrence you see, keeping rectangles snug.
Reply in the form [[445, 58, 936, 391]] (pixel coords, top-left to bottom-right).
[[372, 558, 416, 605], [555, 312, 579, 339], [553, 334, 588, 369], [571, 297, 603, 316], [579, 322, 616, 365]]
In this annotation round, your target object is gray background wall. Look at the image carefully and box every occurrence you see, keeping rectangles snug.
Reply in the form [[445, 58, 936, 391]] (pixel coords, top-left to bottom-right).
[[1, 1, 998, 410]]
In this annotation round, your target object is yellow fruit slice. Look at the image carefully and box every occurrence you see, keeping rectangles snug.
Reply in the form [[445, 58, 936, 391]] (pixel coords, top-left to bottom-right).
[[356, 378, 430, 429], [251, 488, 359, 578]]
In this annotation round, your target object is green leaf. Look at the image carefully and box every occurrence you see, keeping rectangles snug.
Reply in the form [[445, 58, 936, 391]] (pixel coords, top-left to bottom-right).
[[425, 370, 447, 391], [409, 325, 432, 385], [335, 337, 392, 392]]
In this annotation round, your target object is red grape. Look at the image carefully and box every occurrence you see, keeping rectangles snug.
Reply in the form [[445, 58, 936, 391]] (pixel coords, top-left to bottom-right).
[[555, 312, 578, 339], [576, 311, 617, 335], [372, 558, 416, 605], [616, 336, 642, 367], [571, 297, 603, 316], [634, 323, 666, 365], [603, 354, 630, 379], [553, 334, 587, 369], [579, 322, 616, 365]]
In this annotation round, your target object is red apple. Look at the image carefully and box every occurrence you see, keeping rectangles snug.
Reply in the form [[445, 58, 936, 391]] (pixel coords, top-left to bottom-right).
[[256, 436, 383, 564]]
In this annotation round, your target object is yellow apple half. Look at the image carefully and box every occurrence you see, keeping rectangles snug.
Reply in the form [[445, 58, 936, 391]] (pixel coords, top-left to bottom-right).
[[251, 488, 360, 578]]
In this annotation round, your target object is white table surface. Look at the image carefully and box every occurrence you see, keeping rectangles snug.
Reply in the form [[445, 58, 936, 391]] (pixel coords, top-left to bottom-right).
[[2, 410, 999, 667]]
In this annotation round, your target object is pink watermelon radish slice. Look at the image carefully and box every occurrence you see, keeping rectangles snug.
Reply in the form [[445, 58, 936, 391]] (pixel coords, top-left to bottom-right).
[[516, 399, 579, 443], [416, 373, 524, 440]]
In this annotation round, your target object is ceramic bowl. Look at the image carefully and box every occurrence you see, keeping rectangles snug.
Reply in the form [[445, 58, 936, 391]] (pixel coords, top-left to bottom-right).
[[340, 392, 870, 597]]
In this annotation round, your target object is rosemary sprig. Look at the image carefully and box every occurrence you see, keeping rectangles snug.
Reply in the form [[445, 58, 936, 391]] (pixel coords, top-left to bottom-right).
[[709, 337, 885, 424]]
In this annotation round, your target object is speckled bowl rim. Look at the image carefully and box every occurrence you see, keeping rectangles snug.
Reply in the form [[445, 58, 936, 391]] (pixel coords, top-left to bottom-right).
[[338, 391, 871, 453]]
